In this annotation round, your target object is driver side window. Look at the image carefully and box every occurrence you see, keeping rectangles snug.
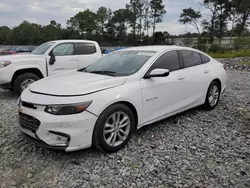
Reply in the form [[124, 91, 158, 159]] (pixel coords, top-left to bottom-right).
[[52, 43, 74, 56], [149, 50, 181, 72]]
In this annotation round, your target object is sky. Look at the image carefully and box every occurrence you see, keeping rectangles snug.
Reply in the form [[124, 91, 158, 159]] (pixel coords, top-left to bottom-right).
[[0, 0, 206, 35]]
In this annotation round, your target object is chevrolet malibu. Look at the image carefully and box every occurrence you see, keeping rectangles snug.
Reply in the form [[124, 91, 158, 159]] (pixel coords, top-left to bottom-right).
[[18, 46, 227, 153]]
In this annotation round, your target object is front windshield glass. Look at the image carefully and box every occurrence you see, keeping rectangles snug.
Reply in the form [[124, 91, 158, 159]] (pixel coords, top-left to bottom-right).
[[31, 42, 55, 55], [83, 50, 155, 76]]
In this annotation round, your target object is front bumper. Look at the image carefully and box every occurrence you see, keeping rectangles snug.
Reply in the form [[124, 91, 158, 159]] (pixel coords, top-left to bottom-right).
[[18, 102, 98, 152], [0, 67, 13, 85], [22, 131, 68, 150]]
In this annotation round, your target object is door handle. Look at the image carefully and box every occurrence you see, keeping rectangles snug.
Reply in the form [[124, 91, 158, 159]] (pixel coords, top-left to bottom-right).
[[204, 69, 209, 73], [177, 76, 185, 80], [70, 58, 78, 61]]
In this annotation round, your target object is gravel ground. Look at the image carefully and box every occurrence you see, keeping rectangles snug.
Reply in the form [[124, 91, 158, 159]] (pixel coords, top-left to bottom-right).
[[0, 69, 250, 188]]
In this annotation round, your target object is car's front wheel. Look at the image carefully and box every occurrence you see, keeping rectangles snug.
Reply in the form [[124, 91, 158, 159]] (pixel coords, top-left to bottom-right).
[[204, 81, 221, 110], [93, 103, 135, 153]]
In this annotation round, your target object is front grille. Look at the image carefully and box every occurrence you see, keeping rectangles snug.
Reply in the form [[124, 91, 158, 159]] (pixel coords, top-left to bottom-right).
[[19, 112, 41, 132]]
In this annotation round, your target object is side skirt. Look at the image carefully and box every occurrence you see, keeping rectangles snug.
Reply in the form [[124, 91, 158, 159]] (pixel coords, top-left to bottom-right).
[[137, 103, 202, 130]]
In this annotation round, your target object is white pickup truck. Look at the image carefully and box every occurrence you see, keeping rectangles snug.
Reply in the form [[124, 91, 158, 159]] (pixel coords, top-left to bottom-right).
[[0, 40, 102, 94]]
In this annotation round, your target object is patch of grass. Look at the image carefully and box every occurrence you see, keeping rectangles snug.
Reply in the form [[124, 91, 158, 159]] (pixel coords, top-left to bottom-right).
[[208, 49, 250, 58]]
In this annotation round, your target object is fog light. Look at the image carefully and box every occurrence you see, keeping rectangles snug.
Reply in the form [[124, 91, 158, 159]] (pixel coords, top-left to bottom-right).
[[55, 135, 68, 142], [47, 131, 70, 145]]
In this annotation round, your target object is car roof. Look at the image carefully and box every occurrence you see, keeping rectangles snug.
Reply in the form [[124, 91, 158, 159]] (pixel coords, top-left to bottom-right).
[[49, 39, 97, 43], [122, 45, 199, 52]]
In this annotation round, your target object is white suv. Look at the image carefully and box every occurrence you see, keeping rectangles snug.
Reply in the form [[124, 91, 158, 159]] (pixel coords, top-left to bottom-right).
[[0, 40, 102, 94]]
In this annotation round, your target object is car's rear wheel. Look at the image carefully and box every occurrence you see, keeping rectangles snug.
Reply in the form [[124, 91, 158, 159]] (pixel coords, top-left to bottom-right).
[[14, 73, 40, 95], [203, 81, 221, 110], [93, 103, 135, 153]]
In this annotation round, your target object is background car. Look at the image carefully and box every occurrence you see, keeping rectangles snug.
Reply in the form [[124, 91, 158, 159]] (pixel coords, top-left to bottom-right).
[[0, 40, 103, 94], [0, 51, 16, 56], [18, 46, 227, 153]]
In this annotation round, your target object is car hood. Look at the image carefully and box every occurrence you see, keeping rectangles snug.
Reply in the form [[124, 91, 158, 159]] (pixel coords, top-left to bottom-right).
[[0, 54, 44, 62], [29, 71, 127, 96]]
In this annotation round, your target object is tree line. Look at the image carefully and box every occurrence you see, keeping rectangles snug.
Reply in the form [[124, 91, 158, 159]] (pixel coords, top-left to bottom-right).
[[179, 0, 250, 44], [0, 0, 249, 46]]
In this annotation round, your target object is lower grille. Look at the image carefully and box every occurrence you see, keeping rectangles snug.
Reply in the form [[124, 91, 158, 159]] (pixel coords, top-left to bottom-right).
[[19, 112, 41, 132]]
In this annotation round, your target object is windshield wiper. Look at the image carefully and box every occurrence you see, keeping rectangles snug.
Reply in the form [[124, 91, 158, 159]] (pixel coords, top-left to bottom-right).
[[77, 67, 88, 72], [89, 70, 117, 76]]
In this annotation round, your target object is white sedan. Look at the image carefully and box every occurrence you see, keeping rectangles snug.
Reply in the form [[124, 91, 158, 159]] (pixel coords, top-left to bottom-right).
[[18, 46, 227, 153]]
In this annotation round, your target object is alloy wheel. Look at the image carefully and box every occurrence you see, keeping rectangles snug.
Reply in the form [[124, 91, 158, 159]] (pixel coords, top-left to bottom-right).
[[208, 85, 219, 107], [103, 111, 131, 147]]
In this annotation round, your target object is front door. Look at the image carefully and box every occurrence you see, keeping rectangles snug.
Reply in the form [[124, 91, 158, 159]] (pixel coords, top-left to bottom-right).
[[140, 50, 189, 124], [47, 43, 78, 76]]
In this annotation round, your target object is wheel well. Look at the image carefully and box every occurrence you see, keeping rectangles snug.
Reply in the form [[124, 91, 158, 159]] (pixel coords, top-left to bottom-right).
[[213, 78, 222, 91], [117, 101, 138, 130], [11, 68, 44, 88]]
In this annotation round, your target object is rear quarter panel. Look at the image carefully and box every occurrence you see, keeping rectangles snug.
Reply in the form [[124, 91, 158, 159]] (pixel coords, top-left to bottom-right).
[[208, 59, 227, 92]]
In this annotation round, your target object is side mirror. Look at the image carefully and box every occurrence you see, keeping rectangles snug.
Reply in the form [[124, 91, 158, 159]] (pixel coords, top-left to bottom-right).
[[144, 68, 170, 79], [49, 51, 56, 65]]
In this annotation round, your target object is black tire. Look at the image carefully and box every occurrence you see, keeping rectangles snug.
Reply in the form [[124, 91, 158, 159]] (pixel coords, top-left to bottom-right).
[[93, 103, 135, 153], [203, 81, 221, 111], [14, 73, 40, 95]]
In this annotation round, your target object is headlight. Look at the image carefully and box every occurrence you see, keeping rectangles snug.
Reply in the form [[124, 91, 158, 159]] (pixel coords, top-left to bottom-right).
[[44, 101, 92, 115], [0, 61, 11, 68]]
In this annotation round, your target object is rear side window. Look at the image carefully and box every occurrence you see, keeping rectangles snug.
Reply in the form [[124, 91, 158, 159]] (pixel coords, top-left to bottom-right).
[[180, 50, 202, 68], [75, 43, 97, 55], [200, 53, 210, 63], [149, 50, 180, 72]]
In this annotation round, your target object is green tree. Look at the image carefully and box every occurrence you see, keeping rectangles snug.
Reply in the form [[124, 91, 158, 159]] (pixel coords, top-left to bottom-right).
[[126, 0, 140, 37], [112, 9, 131, 41], [150, 0, 166, 40], [105, 9, 116, 44], [203, 0, 232, 44], [67, 9, 98, 38], [43, 20, 65, 42], [201, 1, 217, 43], [0, 26, 12, 44], [12, 21, 44, 45], [144, 0, 151, 36], [233, 0, 250, 37], [97, 7, 109, 35], [179, 7, 202, 34], [64, 27, 81, 39], [137, 0, 146, 37], [234, 23, 249, 36]]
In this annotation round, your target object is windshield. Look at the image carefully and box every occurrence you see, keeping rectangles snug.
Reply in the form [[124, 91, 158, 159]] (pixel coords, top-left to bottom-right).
[[31, 42, 55, 55], [83, 50, 155, 76]]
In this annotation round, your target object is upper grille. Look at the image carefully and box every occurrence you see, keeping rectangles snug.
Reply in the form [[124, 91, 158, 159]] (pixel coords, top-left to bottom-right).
[[19, 112, 41, 132]]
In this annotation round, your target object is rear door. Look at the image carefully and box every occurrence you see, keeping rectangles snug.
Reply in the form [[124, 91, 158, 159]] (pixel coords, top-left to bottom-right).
[[48, 42, 78, 75], [177, 50, 211, 106], [75, 43, 101, 69]]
